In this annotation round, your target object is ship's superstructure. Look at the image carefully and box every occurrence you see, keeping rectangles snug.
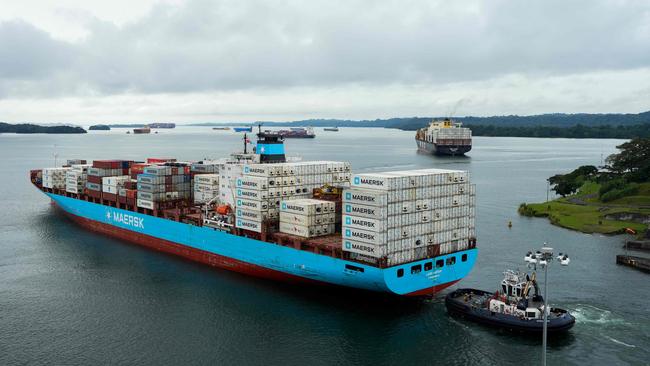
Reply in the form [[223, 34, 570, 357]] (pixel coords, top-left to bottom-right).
[[415, 119, 472, 156], [30, 133, 477, 297]]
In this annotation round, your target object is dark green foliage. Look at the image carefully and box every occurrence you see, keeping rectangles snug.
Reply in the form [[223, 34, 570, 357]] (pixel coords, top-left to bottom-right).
[[606, 138, 650, 182], [88, 124, 111, 130], [600, 183, 639, 202], [548, 165, 598, 197], [599, 179, 627, 197], [0, 123, 86, 134]]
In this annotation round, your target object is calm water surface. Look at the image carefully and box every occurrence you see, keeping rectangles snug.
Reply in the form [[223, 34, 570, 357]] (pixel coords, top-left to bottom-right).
[[1, 127, 648, 365]]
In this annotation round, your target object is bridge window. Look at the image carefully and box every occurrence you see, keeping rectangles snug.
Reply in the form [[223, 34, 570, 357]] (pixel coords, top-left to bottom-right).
[[446, 256, 456, 266], [436, 259, 444, 268], [462, 254, 468, 262], [345, 264, 364, 273], [411, 265, 422, 274], [397, 268, 404, 278], [424, 262, 433, 271]]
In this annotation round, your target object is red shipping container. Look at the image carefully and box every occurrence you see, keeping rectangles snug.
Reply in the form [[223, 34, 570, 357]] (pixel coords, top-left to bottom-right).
[[126, 197, 136, 206], [147, 158, 176, 163], [87, 189, 102, 199], [93, 160, 121, 169], [102, 193, 117, 202], [118, 196, 127, 205], [87, 175, 102, 184], [125, 189, 137, 199]]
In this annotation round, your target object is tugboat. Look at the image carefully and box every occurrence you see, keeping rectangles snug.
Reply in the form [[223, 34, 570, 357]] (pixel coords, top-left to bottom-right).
[[445, 269, 575, 333]]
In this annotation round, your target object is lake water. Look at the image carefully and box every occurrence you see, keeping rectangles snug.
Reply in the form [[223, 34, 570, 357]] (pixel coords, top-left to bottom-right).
[[1, 127, 648, 365]]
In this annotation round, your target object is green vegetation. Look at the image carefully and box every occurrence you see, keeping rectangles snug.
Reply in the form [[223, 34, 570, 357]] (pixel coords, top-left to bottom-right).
[[0, 123, 86, 134], [190, 111, 650, 138], [520, 138, 650, 237], [89, 124, 111, 130]]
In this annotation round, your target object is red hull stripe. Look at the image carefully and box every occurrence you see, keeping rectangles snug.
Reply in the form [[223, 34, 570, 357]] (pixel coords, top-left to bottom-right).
[[58, 204, 455, 297], [62, 207, 317, 285]]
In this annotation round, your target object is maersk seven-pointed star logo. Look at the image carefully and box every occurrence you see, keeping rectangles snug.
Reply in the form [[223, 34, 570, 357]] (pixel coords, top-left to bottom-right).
[[106, 211, 111, 220], [260, 146, 266, 153]]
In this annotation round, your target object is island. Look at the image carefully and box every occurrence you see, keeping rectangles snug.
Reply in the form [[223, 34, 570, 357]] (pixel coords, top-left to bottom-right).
[[89, 124, 111, 131], [518, 137, 650, 238], [0, 123, 86, 134]]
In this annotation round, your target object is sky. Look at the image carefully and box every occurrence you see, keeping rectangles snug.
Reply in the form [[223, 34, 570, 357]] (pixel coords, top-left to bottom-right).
[[0, 0, 649, 123]]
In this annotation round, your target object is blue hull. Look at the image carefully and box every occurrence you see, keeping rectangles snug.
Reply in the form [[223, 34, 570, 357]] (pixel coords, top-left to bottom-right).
[[47, 193, 477, 296]]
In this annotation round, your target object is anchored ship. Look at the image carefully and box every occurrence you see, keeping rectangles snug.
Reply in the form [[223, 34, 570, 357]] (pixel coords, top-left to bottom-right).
[[30, 133, 477, 297], [415, 119, 472, 156]]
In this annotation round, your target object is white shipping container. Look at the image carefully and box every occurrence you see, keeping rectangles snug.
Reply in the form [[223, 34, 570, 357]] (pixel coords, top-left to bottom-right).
[[235, 176, 271, 190], [343, 202, 388, 220], [194, 183, 219, 192], [235, 198, 268, 211], [342, 215, 386, 232], [342, 227, 386, 246], [279, 199, 326, 215], [102, 176, 130, 186], [342, 239, 386, 258], [235, 188, 268, 201], [279, 222, 335, 238], [236, 218, 263, 232], [280, 212, 336, 226], [342, 189, 389, 207], [102, 185, 119, 194], [235, 208, 268, 222], [194, 174, 219, 185], [137, 199, 155, 210], [242, 164, 276, 177]]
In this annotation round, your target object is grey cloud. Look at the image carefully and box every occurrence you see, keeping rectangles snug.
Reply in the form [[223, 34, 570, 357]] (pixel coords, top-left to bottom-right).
[[1, 0, 649, 97]]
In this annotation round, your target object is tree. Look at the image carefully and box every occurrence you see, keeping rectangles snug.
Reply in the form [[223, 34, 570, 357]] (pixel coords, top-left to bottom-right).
[[606, 138, 650, 182], [548, 165, 598, 197]]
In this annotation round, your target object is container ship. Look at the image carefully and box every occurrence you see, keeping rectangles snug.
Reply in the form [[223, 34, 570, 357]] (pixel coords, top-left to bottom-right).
[[415, 119, 472, 156], [267, 127, 315, 138], [30, 133, 477, 297]]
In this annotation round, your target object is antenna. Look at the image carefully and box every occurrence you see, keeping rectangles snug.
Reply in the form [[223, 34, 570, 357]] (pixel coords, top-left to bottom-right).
[[243, 133, 248, 154], [53, 144, 58, 167]]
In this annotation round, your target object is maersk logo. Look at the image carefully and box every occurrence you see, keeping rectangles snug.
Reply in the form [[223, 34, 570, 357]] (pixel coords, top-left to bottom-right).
[[237, 199, 242, 206], [282, 202, 287, 210], [244, 167, 250, 173], [236, 178, 242, 186], [345, 192, 351, 200], [345, 217, 351, 225], [345, 229, 351, 237], [107, 210, 144, 229], [353, 177, 360, 185], [345, 204, 351, 213], [345, 241, 351, 249], [237, 189, 242, 196]]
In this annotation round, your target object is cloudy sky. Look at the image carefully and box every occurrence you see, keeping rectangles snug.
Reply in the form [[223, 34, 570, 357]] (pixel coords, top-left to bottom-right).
[[0, 0, 648, 123]]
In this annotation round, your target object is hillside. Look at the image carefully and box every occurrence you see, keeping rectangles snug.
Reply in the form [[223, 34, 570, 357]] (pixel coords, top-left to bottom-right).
[[0, 123, 86, 134]]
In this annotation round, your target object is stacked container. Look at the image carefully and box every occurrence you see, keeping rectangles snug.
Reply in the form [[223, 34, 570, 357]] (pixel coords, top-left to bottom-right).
[[278, 199, 336, 238], [341, 169, 476, 265], [234, 161, 351, 232], [136, 165, 192, 210], [65, 164, 91, 194], [87, 160, 131, 199], [102, 175, 130, 202], [42, 168, 70, 189], [193, 173, 220, 204]]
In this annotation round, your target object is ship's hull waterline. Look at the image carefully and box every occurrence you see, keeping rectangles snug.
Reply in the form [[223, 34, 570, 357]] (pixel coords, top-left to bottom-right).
[[47, 193, 477, 297]]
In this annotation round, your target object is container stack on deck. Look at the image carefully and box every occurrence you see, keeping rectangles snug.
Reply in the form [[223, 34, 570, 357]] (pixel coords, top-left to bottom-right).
[[86, 160, 130, 199], [341, 169, 476, 265], [279, 198, 336, 237], [136, 165, 192, 210], [43, 168, 69, 189], [233, 161, 351, 233], [193, 173, 220, 204], [65, 164, 91, 194]]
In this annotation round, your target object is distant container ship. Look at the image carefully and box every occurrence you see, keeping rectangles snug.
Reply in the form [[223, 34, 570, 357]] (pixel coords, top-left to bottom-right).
[[416, 119, 472, 156], [133, 126, 151, 134], [233, 127, 253, 132], [29, 133, 477, 297], [269, 127, 316, 138]]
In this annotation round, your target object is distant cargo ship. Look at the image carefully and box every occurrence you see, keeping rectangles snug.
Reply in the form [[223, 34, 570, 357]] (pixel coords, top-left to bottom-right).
[[270, 127, 316, 138], [416, 119, 472, 156], [133, 127, 151, 134], [324, 127, 339, 132], [213, 127, 231, 131], [233, 127, 253, 132], [149, 123, 175, 129], [30, 133, 477, 297]]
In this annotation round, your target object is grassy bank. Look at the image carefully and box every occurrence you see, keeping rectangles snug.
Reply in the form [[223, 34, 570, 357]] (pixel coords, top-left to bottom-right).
[[519, 182, 650, 236]]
